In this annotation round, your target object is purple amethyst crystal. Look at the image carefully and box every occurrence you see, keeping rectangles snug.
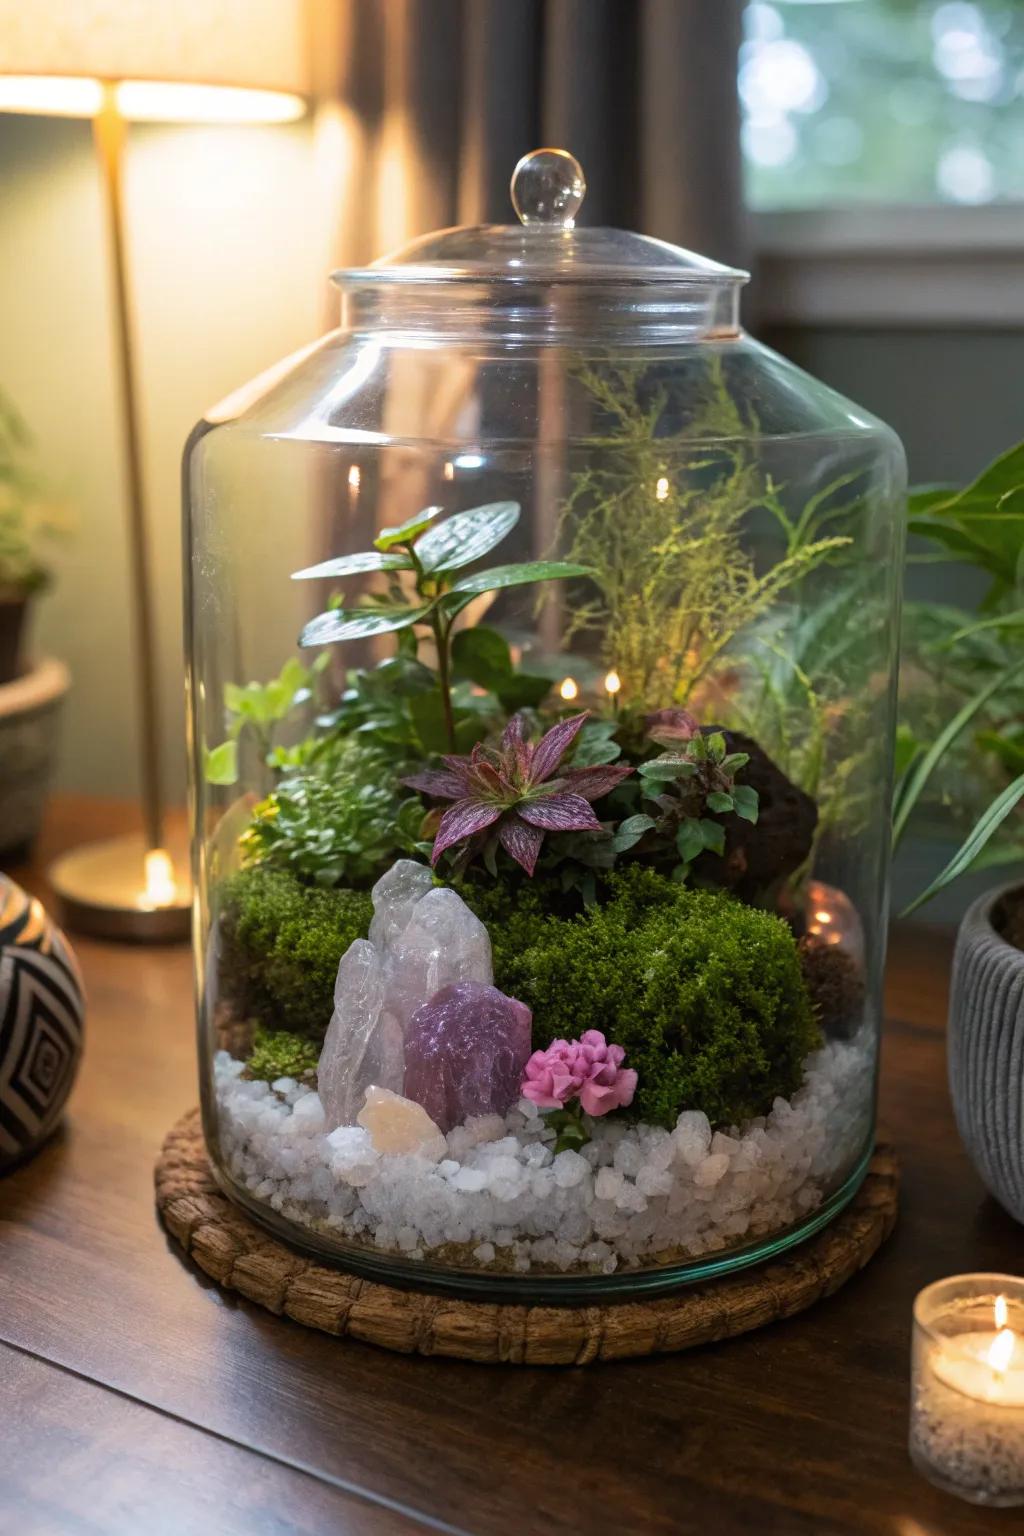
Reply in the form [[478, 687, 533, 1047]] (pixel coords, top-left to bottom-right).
[[402, 982, 533, 1133]]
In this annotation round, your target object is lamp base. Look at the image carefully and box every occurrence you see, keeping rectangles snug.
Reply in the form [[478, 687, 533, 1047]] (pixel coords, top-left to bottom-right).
[[49, 832, 191, 943]]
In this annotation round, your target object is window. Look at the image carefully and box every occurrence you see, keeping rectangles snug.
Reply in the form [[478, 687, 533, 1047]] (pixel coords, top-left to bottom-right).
[[742, 1, 1024, 209]]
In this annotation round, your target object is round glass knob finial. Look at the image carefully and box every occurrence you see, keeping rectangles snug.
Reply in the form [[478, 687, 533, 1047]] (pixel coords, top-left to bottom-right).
[[511, 148, 586, 229]]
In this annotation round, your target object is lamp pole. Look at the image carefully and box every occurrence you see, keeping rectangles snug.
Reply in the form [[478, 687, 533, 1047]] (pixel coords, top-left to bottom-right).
[[91, 81, 164, 854]]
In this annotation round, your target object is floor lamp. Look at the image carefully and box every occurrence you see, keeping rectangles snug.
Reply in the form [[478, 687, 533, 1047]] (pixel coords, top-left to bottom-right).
[[0, 1, 311, 939]]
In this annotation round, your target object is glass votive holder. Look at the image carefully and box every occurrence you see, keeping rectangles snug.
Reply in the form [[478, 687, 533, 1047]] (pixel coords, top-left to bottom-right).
[[910, 1274, 1024, 1507]]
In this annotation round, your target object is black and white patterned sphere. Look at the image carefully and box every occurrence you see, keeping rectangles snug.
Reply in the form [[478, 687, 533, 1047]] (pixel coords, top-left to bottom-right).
[[0, 874, 84, 1169]]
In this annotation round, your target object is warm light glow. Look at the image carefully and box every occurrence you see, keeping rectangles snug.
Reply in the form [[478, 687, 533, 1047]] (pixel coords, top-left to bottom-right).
[[605, 670, 621, 696], [988, 1327, 1016, 1375], [655, 476, 670, 501], [443, 462, 455, 481], [115, 81, 305, 124], [0, 74, 305, 125], [348, 465, 361, 490], [996, 1294, 1009, 1330], [0, 74, 103, 117], [814, 910, 833, 924], [559, 677, 579, 702], [142, 849, 178, 910]]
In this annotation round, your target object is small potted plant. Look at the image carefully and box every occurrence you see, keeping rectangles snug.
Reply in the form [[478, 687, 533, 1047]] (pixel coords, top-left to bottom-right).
[[895, 440, 1024, 1222], [0, 389, 69, 860]]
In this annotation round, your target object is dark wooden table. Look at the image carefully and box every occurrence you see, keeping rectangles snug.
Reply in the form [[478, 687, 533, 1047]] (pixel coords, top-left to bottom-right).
[[1, 800, 1021, 1536]]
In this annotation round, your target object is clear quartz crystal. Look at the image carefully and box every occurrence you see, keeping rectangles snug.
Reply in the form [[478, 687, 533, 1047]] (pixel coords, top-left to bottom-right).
[[318, 868, 492, 1131], [317, 940, 402, 1131]]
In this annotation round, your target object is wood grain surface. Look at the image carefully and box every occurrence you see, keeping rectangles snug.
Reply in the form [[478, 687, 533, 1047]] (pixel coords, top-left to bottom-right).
[[1, 798, 1021, 1536]]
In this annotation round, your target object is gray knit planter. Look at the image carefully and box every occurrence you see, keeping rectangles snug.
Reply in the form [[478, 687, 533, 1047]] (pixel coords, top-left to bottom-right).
[[948, 883, 1024, 1224]]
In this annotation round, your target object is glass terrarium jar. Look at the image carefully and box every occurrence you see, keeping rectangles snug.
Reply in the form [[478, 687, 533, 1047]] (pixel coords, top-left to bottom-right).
[[184, 149, 906, 1299]]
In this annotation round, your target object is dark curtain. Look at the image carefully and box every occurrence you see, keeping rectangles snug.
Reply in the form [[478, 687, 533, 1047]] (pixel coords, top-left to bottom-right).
[[331, 0, 746, 270]]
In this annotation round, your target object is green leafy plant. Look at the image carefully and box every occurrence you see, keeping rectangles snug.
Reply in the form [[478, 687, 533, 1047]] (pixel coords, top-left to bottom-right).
[[461, 864, 818, 1130], [633, 709, 759, 878], [896, 441, 1024, 913], [0, 389, 64, 595], [204, 654, 328, 787], [293, 501, 589, 750], [240, 748, 427, 888], [558, 362, 850, 712]]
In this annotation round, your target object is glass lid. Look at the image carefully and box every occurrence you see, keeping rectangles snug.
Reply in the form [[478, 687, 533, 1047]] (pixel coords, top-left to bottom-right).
[[337, 148, 749, 289]]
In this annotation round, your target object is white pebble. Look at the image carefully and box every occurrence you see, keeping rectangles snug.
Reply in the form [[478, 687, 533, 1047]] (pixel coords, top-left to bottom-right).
[[214, 1024, 874, 1276], [451, 1167, 487, 1193], [552, 1150, 589, 1188], [595, 1167, 624, 1202]]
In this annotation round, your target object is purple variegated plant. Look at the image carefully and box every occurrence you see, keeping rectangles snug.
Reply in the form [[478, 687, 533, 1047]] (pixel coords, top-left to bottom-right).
[[403, 711, 633, 875]]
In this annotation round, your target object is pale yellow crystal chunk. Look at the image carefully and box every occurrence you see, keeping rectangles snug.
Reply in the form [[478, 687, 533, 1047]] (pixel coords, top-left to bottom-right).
[[357, 1085, 447, 1161]]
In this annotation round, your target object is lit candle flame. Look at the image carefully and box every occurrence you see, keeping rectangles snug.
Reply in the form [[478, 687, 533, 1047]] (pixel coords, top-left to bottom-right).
[[655, 476, 669, 501], [996, 1293, 1009, 1329], [604, 670, 621, 696], [988, 1326, 1015, 1375], [143, 849, 178, 910], [443, 461, 455, 481], [347, 465, 361, 490], [559, 676, 579, 702]]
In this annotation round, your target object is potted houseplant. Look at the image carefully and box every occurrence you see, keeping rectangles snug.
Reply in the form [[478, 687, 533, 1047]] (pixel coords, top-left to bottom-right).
[[0, 389, 69, 860], [894, 440, 1024, 1222]]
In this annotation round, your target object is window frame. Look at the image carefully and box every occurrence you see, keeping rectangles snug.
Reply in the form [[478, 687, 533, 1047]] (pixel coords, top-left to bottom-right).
[[752, 202, 1024, 329]]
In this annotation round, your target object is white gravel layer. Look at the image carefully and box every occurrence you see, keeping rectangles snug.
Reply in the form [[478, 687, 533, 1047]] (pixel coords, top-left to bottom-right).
[[213, 1029, 875, 1275]]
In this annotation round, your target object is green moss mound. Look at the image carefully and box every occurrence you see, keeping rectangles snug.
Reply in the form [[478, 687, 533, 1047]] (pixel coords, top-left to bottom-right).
[[245, 1027, 321, 1082], [218, 865, 371, 1038], [463, 865, 819, 1130]]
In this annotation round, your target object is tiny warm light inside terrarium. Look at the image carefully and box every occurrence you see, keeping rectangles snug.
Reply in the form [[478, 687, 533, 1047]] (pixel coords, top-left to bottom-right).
[[604, 670, 621, 696], [141, 849, 179, 910], [655, 476, 670, 501], [559, 676, 579, 701], [347, 465, 361, 490]]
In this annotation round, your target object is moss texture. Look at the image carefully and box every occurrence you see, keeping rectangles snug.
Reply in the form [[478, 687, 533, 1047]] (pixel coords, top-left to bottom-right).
[[245, 1026, 321, 1082], [218, 865, 371, 1039], [463, 865, 819, 1130]]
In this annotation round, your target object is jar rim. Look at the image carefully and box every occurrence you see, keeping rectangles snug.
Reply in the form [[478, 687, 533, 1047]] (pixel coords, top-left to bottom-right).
[[913, 1273, 1024, 1348]]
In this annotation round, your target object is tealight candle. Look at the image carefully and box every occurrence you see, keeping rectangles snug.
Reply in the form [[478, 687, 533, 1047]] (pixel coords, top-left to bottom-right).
[[910, 1274, 1024, 1507]]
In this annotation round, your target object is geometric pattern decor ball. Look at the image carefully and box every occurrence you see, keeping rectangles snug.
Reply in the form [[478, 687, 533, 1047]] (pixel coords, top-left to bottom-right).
[[0, 875, 85, 1171]]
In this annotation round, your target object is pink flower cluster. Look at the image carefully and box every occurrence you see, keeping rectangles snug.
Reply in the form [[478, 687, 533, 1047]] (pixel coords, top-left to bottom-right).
[[520, 1030, 638, 1118]]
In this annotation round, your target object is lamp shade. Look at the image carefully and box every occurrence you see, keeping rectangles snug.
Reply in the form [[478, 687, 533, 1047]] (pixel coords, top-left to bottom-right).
[[0, 0, 312, 94]]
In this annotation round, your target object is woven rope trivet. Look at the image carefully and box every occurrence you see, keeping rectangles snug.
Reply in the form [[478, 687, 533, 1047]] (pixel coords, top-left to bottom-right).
[[156, 1108, 898, 1366]]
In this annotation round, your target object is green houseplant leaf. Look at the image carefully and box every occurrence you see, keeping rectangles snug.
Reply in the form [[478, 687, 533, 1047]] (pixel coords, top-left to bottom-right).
[[908, 442, 1024, 600], [450, 626, 514, 689], [900, 771, 1024, 916], [892, 652, 1024, 848], [292, 550, 412, 580], [450, 625, 552, 709], [203, 739, 238, 786], [299, 604, 431, 648], [414, 501, 520, 572], [374, 505, 443, 551], [447, 560, 593, 597]]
